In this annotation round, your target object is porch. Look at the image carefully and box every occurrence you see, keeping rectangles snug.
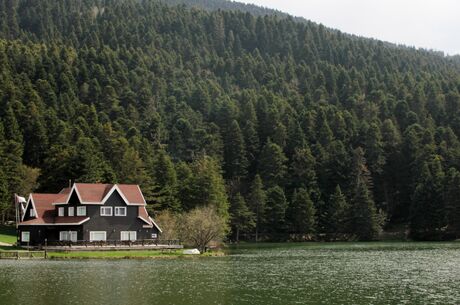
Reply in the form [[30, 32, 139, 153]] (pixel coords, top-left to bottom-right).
[[31, 239, 182, 251]]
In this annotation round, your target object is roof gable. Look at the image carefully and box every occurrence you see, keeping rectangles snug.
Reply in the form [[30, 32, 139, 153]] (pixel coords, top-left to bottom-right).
[[54, 183, 146, 205]]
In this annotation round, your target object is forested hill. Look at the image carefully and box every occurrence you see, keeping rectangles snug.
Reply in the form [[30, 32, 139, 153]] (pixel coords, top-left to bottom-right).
[[166, 0, 290, 17], [0, 0, 460, 240]]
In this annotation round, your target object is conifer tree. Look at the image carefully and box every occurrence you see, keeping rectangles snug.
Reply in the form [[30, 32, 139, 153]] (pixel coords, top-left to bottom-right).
[[258, 139, 287, 187], [287, 188, 316, 235], [247, 174, 266, 241], [151, 149, 180, 212], [349, 147, 383, 240], [265, 186, 288, 234], [223, 120, 248, 180], [444, 168, 460, 236], [230, 193, 255, 242], [325, 185, 350, 235]]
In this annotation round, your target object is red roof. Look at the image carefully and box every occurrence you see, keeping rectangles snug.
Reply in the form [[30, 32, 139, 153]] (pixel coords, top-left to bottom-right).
[[30, 193, 65, 224], [119, 184, 145, 204], [74, 183, 113, 203], [19, 183, 153, 227], [66, 183, 147, 205]]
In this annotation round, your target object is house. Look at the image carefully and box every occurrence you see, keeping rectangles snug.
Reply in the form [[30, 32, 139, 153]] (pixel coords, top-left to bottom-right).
[[18, 183, 162, 246]]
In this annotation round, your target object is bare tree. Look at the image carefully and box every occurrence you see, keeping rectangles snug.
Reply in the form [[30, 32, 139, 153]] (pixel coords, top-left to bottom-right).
[[155, 210, 179, 240], [179, 205, 228, 252]]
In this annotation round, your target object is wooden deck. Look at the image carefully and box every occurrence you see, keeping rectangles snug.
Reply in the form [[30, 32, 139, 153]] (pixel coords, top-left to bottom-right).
[[36, 239, 183, 251]]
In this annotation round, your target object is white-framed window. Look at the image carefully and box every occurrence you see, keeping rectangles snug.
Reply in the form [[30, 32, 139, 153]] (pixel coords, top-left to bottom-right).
[[151, 233, 158, 239], [21, 231, 30, 242], [114, 207, 127, 216], [59, 231, 77, 242], [68, 207, 74, 217], [120, 231, 137, 241], [77, 206, 86, 216], [100, 206, 113, 216], [90, 231, 106, 241], [29, 209, 36, 217], [58, 207, 65, 217]]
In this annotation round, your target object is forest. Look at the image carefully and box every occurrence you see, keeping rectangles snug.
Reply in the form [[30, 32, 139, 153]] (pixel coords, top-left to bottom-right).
[[0, 0, 460, 240]]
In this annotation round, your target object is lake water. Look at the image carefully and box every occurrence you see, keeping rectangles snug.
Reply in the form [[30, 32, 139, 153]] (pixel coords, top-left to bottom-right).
[[0, 242, 459, 305]]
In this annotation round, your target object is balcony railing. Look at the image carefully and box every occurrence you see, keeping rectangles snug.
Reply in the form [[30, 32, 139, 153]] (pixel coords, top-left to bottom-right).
[[44, 239, 181, 248]]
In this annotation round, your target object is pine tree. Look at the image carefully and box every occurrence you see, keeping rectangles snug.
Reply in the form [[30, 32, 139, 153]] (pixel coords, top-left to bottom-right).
[[287, 188, 316, 236], [349, 147, 383, 240], [223, 120, 248, 180], [325, 185, 350, 235], [258, 139, 287, 187], [410, 158, 446, 239], [444, 168, 460, 236], [230, 193, 255, 242], [151, 149, 180, 212], [247, 174, 266, 241], [265, 186, 288, 235]]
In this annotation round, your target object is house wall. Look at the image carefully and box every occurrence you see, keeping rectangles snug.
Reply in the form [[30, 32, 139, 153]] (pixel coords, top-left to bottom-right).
[[22, 200, 35, 222], [78, 191, 158, 241], [18, 225, 83, 246]]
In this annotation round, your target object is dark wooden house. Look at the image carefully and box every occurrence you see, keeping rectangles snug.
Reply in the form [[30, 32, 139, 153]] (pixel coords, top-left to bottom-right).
[[18, 183, 161, 246]]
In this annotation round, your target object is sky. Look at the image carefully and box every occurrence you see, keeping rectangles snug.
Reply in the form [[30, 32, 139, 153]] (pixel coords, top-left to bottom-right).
[[240, 0, 460, 55]]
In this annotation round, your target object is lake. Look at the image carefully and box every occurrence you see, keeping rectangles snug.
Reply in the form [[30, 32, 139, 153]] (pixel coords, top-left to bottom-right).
[[0, 242, 459, 305]]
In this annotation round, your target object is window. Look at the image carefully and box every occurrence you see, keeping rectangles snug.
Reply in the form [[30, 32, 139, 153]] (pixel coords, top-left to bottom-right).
[[90, 231, 106, 241], [120, 231, 137, 241], [59, 231, 77, 242], [29, 209, 36, 217], [21, 231, 30, 242], [77, 206, 86, 216], [114, 207, 127, 216], [151, 233, 157, 239], [58, 207, 64, 217], [100, 206, 113, 216], [68, 207, 74, 217]]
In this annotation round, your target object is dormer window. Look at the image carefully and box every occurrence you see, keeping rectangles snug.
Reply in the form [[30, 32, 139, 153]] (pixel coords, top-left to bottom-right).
[[77, 206, 86, 216], [68, 207, 74, 216], [30, 209, 36, 217], [58, 207, 64, 217], [100, 207, 112, 216], [115, 207, 126, 216]]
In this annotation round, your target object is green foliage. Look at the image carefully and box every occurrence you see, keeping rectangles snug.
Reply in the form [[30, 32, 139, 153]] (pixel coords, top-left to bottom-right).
[[230, 193, 255, 241], [265, 186, 288, 233], [0, 0, 458, 239], [287, 188, 316, 234], [324, 185, 350, 234]]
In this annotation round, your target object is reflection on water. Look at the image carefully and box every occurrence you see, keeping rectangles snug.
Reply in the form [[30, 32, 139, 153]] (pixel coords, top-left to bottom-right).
[[0, 242, 459, 305]]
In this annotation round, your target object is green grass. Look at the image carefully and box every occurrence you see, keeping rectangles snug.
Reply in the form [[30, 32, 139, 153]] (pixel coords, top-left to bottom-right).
[[48, 249, 225, 259], [48, 249, 185, 259], [0, 226, 17, 245]]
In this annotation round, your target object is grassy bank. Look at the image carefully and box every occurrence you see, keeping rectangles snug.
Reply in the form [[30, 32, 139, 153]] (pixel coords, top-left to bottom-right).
[[48, 249, 224, 259], [0, 226, 16, 245]]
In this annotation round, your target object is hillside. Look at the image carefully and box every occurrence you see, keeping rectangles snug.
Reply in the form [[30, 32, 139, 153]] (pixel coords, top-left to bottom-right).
[[0, 0, 459, 240]]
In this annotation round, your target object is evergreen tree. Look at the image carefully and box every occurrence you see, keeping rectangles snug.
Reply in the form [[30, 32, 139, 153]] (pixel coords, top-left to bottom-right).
[[349, 147, 383, 240], [151, 149, 180, 212], [444, 168, 460, 236], [410, 158, 446, 239], [223, 120, 248, 180], [287, 188, 316, 236], [265, 186, 288, 235], [324, 185, 350, 235], [247, 174, 266, 241], [230, 193, 255, 242], [258, 139, 287, 187]]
